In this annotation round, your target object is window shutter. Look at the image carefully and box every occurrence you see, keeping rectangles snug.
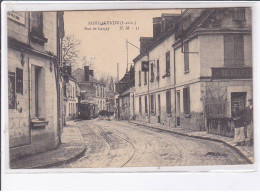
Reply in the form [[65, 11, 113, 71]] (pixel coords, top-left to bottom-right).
[[234, 35, 244, 66], [184, 42, 189, 72], [166, 51, 170, 74], [224, 35, 235, 66], [166, 90, 171, 114]]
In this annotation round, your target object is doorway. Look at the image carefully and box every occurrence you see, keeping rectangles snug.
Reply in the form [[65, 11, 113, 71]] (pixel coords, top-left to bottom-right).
[[158, 94, 161, 123]]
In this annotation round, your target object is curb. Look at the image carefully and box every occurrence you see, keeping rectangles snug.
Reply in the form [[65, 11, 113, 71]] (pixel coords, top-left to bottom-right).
[[129, 121, 253, 164], [32, 146, 87, 169]]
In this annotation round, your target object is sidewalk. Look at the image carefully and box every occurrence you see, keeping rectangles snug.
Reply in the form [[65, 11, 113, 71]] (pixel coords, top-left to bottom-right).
[[129, 120, 254, 164], [10, 121, 86, 169]]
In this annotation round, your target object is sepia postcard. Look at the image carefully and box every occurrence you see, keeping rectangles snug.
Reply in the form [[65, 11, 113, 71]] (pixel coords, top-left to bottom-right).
[[2, 3, 255, 173]]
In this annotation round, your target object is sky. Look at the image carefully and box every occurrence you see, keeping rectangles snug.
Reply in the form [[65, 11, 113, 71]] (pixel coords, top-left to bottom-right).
[[64, 9, 180, 80]]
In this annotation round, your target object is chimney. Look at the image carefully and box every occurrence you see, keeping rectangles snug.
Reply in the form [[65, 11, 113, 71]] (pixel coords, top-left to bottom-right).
[[153, 17, 162, 39], [66, 66, 72, 76], [89, 70, 94, 76], [161, 14, 180, 33], [84, 66, 89, 82], [140, 37, 153, 54]]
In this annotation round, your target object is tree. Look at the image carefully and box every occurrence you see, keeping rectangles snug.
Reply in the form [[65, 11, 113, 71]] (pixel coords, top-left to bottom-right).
[[62, 35, 81, 66]]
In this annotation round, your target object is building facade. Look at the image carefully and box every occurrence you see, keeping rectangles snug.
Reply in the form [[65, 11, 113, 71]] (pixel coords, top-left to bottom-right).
[[134, 8, 252, 136], [63, 67, 78, 121], [72, 66, 107, 113], [8, 11, 64, 160], [115, 65, 135, 120]]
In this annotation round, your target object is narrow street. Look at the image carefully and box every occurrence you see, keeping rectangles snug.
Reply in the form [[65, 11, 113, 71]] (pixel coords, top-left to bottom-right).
[[58, 119, 248, 168]]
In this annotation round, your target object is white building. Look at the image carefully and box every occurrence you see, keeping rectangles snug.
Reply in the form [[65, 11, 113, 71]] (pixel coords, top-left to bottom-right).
[[133, 8, 252, 136]]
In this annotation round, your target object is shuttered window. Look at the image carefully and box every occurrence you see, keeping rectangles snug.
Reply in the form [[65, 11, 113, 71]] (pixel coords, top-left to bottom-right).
[[224, 34, 244, 66], [139, 70, 141, 86], [166, 90, 171, 114], [144, 71, 147, 85], [139, 97, 142, 113], [150, 94, 155, 113], [183, 87, 190, 114], [157, 59, 160, 78], [151, 63, 154, 80], [184, 42, 189, 72], [166, 51, 170, 74], [145, 96, 148, 113]]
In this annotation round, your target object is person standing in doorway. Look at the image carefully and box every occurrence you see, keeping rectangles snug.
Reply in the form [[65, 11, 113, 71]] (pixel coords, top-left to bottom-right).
[[233, 102, 245, 146]]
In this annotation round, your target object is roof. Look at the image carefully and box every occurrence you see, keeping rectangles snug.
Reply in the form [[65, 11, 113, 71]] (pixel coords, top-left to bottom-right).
[[72, 68, 102, 84], [133, 9, 213, 63]]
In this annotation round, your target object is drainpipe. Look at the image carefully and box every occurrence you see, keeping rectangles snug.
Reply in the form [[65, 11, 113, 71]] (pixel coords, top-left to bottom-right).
[[173, 46, 177, 127], [28, 12, 32, 144]]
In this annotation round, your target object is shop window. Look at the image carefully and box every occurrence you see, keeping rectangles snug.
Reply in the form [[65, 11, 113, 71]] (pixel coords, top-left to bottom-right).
[[8, 72, 16, 109], [224, 34, 244, 66], [16, 68, 23, 95], [184, 42, 189, 73], [183, 87, 190, 114], [166, 90, 171, 114]]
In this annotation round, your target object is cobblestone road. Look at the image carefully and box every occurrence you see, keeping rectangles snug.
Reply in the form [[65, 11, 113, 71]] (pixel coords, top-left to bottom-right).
[[58, 119, 249, 168]]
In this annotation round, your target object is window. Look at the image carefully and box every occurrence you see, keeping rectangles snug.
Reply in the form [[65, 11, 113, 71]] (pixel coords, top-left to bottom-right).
[[224, 34, 244, 66], [16, 68, 23, 95], [150, 94, 156, 114], [139, 97, 142, 113], [166, 51, 170, 75], [8, 72, 16, 109], [183, 87, 190, 114], [157, 59, 160, 79], [32, 65, 45, 119], [144, 71, 147, 85], [145, 96, 148, 113], [139, 70, 141, 86], [232, 8, 245, 21], [151, 63, 154, 81], [184, 42, 189, 72], [166, 90, 171, 114], [31, 12, 43, 35]]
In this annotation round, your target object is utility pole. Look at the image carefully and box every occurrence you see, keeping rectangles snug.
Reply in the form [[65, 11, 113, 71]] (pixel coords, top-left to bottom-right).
[[126, 39, 128, 72], [117, 62, 119, 82]]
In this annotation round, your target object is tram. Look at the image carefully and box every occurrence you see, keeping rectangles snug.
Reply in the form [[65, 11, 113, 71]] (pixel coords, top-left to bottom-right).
[[79, 101, 97, 120]]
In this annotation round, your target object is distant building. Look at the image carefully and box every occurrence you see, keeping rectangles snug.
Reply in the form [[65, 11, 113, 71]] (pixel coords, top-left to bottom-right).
[[63, 66, 78, 121], [72, 66, 107, 113], [8, 11, 65, 160], [115, 66, 135, 120], [133, 8, 252, 136]]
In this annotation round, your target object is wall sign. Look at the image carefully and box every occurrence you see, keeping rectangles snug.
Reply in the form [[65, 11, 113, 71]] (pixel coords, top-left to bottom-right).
[[212, 67, 252, 79], [141, 61, 149, 72], [8, 12, 26, 25]]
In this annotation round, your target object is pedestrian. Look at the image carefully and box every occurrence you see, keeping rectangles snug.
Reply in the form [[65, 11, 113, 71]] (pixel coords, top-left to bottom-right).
[[233, 102, 245, 146], [244, 99, 254, 146]]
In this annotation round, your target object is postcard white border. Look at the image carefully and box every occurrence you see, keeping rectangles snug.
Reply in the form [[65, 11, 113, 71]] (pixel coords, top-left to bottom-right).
[[1, 1, 260, 190]]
